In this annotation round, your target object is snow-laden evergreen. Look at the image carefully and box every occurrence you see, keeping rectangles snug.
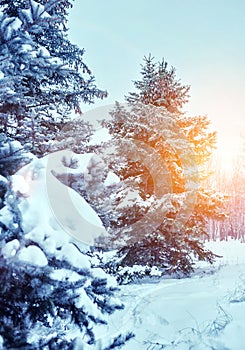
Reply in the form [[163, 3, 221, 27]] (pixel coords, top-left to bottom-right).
[[0, 1, 132, 348], [0, 0, 107, 155], [0, 144, 133, 349], [90, 57, 228, 278]]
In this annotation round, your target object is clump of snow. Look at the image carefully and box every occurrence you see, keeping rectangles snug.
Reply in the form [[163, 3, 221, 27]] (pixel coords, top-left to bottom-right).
[[19, 44, 33, 53], [24, 228, 59, 255], [149, 266, 162, 277], [75, 287, 103, 321], [11, 174, 29, 197], [1, 17, 22, 40], [0, 205, 14, 229], [25, 227, 45, 244], [50, 268, 82, 283], [2, 239, 20, 258], [38, 46, 50, 57], [92, 267, 118, 288], [104, 171, 120, 186], [21, 0, 50, 22], [14, 150, 108, 248], [41, 237, 56, 255], [18, 245, 48, 267], [56, 243, 90, 269]]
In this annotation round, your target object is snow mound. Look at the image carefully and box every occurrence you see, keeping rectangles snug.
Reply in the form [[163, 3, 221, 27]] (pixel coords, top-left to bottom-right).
[[56, 243, 90, 269], [14, 150, 108, 248], [18, 245, 48, 267], [2, 239, 20, 258]]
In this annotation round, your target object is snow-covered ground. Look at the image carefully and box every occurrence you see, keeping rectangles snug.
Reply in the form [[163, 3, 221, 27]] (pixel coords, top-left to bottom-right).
[[105, 240, 245, 350]]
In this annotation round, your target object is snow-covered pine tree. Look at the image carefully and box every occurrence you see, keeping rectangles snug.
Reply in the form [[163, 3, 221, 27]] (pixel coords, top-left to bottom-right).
[[125, 54, 190, 114], [99, 56, 227, 280], [0, 0, 107, 155], [0, 1, 133, 346], [0, 139, 133, 349], [0, 252, 133, 349], [51, 118, 95, 154]]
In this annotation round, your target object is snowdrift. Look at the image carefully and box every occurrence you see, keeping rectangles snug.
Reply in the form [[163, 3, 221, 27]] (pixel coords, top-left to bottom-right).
[[13, 150, 108, 250]]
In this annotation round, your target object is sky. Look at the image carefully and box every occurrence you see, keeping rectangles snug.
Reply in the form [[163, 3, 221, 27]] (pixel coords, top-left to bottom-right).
[[67, 0, 245, 155]]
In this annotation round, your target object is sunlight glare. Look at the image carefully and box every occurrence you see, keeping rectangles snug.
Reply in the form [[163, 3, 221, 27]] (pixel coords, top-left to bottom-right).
[[216, 133, 243, 174]]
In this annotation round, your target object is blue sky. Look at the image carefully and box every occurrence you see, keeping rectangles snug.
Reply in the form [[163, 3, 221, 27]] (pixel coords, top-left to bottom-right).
[[68, 0, 245, 152]]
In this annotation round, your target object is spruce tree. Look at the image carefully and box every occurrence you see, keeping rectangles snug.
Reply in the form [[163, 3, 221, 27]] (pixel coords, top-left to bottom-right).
[[0, 1, 133, 347], [125, 54, 190, 113], [99, 56, 226, 279], [0, 0, 107, 155], [0, 139, 133, 349]]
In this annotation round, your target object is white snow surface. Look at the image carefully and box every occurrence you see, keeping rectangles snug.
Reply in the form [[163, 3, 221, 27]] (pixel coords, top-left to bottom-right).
[[5, 150, 110, 271], [2, 239, 20, 258], [56, 242, 90, 269], [18, 245, 48, 267], [104, 240, 245, 350], [14, 150, 108, 252]]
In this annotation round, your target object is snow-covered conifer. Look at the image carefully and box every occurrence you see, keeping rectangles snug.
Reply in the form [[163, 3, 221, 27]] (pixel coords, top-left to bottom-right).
[[99, 56, 227, 278], [0, 145, 133, 348], [0, 0, 107, 155], [125, 54, 190, 114]]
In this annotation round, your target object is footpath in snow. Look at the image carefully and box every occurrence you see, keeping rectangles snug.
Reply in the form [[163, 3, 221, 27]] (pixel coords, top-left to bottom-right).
[[107, 240, 245, 350]]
